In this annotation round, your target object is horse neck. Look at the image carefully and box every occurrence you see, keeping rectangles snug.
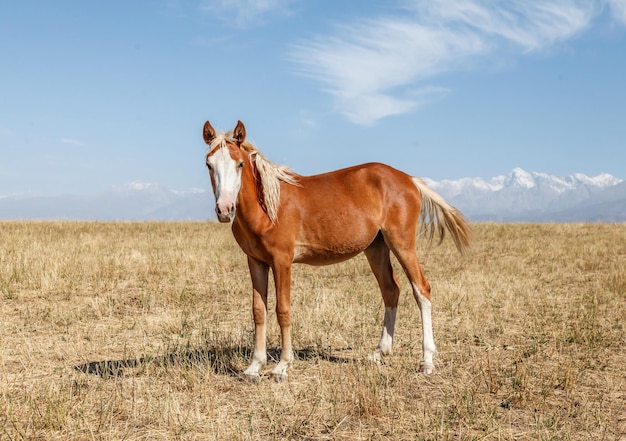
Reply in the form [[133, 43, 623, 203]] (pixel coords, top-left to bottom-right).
[[234, 160, 273, 230]]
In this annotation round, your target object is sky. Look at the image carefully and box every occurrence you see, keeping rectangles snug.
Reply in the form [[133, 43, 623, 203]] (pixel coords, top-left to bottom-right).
[[1, 0, 625, 197]]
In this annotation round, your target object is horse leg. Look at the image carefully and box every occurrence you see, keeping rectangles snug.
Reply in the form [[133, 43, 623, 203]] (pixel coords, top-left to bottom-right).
[[270, 262, 293, 382], [411, 269, 436, 374], [364, 234, 401, 362], [384, 232, 436, 374], [243, 256, 269, 382], [395, 250, 435, 373]]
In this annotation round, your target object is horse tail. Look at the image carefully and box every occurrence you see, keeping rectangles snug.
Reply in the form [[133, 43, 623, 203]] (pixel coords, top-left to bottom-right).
[[412, 177, 471, 254]]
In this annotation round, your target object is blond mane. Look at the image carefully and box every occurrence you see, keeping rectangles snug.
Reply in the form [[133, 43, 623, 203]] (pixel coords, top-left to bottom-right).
[[208, 131, 233, 152], [208, 132, 298, 223]]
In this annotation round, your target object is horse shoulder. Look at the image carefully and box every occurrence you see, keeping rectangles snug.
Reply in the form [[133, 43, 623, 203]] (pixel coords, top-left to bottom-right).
[[232, 209, 299, 264]]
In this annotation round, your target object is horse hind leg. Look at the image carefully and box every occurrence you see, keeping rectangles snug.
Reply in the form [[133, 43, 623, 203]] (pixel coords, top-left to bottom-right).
[[381, 225, 436, 374], [364, 235, 401, 362], [413, 277, 436, 374], [391, 247, 436, 374]]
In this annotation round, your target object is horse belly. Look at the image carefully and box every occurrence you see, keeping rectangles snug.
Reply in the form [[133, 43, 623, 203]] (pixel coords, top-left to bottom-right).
[[292, 246, 363, 265], [292, 229, 376, 265]]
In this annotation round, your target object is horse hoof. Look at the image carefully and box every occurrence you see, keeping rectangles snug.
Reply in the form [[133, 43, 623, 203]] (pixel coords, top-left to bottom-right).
[[271, 365, 288, 382], [247, 374, 262, 383], [420, 361, 435, 375], [272, 374, 286, 383], [367, 350, 383, 364], [271, 371, 287, 383], [244, 372, 262, 383]]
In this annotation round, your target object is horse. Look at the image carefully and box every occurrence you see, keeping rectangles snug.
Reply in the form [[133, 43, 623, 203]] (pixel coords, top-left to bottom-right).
[[202, 120, 470, 382]]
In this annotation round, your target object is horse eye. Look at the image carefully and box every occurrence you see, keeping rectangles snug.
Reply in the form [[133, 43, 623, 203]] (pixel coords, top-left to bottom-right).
[[238, 161, 244, 169], [207, 163, 213, 171]]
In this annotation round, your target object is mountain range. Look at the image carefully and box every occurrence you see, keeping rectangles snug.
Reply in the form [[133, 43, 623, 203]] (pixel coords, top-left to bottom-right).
[[424, 168, 625, 222], [0, 168, 624, 222]]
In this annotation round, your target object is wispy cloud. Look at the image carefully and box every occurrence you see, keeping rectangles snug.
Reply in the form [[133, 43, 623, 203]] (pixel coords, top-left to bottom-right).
[[409, 0, 599, 51], [199, 0, 295, 27], [290, 0, 619, 125], [608, 0, 626, 25], [290, 16, 483, 125]]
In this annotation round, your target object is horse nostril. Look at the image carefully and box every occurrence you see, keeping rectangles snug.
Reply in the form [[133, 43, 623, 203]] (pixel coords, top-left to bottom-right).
[[216, 203, 235, 217]]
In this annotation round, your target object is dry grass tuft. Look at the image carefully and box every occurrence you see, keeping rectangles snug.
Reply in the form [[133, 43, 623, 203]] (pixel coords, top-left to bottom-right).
[[0, 221, 624, 439]]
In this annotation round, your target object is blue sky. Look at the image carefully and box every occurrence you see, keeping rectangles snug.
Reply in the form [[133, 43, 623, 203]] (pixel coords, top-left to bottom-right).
[[1, 0, 625, 196]]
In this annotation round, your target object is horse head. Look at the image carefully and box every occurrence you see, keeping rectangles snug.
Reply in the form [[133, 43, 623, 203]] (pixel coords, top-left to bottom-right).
[[203, 120, 248, 223]]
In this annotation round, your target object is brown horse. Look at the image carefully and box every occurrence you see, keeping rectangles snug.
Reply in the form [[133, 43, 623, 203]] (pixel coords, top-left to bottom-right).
[[203, 120, 470, 382]]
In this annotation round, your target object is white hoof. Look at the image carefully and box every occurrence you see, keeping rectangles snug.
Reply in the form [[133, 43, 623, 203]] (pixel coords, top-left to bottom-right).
[[244, 372, 262, 383], [271, 372, 287, 383], [367, 349, 383, 364], [420, 361, 435, 375], [270, 362, 289, 382], [243, 363, 263, 383], [243, 357, 266, 382]]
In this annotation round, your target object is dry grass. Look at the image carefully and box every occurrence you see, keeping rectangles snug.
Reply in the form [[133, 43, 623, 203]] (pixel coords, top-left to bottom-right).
[[0, 221, 624, 440]]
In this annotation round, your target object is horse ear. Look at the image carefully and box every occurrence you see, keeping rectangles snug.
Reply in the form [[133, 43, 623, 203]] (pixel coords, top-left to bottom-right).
[[233, 120, 246, 145], [203, 121, 216, 144]]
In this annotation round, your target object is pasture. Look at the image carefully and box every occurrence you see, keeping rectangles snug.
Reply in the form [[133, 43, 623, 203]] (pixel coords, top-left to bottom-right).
[[0, 221, 624, 440]]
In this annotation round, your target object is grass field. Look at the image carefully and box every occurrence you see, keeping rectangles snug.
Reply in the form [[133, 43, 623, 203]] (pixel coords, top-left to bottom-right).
[[0, 221, 624, 440]]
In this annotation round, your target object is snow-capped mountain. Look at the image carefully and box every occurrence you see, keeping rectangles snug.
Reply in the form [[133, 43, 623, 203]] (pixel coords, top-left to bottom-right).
[[424, 168, 624, 221], [0, 169, 624, 222], [425, 168, 621, 195]]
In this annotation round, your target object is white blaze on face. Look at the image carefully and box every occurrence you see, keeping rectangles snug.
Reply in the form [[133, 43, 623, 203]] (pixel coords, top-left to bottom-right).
[[207, 147, 243, 222]]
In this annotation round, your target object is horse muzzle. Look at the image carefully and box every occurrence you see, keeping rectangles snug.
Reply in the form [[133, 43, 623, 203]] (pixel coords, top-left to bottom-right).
[[216, 201, 236, 223]]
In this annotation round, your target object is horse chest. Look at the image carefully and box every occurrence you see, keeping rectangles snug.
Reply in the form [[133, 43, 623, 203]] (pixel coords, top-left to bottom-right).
[[232, 221, 286, 263], [235, 236, 267, 261]]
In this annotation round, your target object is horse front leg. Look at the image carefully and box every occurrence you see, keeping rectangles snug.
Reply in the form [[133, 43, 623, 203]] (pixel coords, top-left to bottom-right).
[[364, 237, 400, 363], [243, 256, 269, 382], [271, 262, 293, 382]]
